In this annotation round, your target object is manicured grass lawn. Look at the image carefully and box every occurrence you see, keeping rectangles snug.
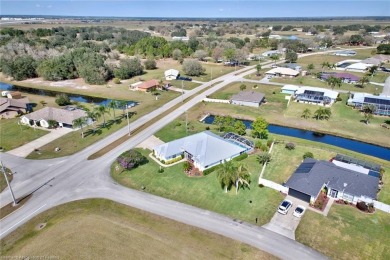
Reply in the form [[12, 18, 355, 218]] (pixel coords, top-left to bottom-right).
[[0, 167, 13, 193], [111, 148, 284, 226], [0, 199, 275, 259], [264, 143, 334, 184], [296, 204, 390, 260], [0, 118, 49, 151]]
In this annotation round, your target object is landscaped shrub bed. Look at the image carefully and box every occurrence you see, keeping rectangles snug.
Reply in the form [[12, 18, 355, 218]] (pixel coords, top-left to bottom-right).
[[312, 192, 329, 211], [117, 149, 148, 170]]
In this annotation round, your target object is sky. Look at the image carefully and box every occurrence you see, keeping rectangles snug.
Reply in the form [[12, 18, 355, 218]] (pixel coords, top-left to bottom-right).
[[1, 0, 389, 18]]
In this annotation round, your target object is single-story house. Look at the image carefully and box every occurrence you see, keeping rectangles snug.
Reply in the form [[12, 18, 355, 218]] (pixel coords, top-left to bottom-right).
[[344, 62, 373, 72], [20, 107, 89, 128], [347, 93, 390, 116], [262, 50, 282, 57], [372, 54, 390, 63], [281, 85, 300, 95], [0, 97, 29, 118], [135, 79, 160, 92], [295, 86, 339, 105], [361, 57, 382, 66], [153, 131, 252, 171], [265, 67, 299, 78], [334, 50, 357, 56], [164, 69, 180, 80], [282, 63, 302, 71], [320, 72, 360, 84], [231, 91, 265, 108], [285, 158, 379, 204], [6, 91, 22, 99]]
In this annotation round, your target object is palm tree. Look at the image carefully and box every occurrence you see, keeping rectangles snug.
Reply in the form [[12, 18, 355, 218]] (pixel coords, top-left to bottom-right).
[[108, 100, 118, 119], [362, 104, 376, 124], [117, 100, 128, 116], [232, 164, 251, 194], [314, 107, 332, 120], [323, 108, 332, 120], [73, 117, 87, 138], [367, 65, 378, 78], [358, 76, 370, 88], [216, 160, 236, 193], [94, 105, 109, 127], [307, 63, 315, 75], [270, 54, 279, 64], [326, 76, 342, 90], [301, 108, 312, 119]]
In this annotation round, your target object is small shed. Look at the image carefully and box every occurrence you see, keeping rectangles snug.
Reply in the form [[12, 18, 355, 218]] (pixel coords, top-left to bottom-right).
[[164, 69, 180, 80], [281, 85, 300, 95], [231, 91, 265, 108]]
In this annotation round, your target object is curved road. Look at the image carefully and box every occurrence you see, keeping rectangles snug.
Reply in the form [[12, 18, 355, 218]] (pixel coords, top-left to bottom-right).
[[0, 47, 373, 258]]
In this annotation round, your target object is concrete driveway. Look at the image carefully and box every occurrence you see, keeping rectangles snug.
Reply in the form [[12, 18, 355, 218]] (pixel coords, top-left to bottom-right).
[[263, 195, 309, 240]]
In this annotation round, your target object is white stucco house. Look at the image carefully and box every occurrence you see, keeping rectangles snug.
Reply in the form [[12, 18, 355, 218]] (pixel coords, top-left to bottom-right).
[[164, 69, 180, 80], [265, 67, 299, 78], [20, 106, 89, 128], [153, 131, 252, 171]]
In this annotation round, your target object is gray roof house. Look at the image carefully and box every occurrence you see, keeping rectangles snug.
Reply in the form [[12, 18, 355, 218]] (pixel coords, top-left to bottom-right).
[[231, 91, 265, 107], [153, 131, 250, 171], [20, 107, 88, 128], [282, 63, 302, 71], [285, 159, 379, 204]]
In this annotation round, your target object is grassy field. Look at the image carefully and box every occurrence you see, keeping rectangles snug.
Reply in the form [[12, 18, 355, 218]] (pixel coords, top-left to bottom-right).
[[111, 148, 284, 226], [296, 204, 390, 260], [0, 199, 275, 259], [0, 118, 49, 151]]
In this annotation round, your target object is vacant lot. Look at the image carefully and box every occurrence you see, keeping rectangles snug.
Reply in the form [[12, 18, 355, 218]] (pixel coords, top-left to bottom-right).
[[112, 148, 283, 226], [0, 199, 275, 259], [296, 204, 390, 260]]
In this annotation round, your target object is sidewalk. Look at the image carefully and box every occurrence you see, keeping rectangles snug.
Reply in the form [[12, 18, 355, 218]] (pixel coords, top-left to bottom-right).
[[7, 127, 73, 158]]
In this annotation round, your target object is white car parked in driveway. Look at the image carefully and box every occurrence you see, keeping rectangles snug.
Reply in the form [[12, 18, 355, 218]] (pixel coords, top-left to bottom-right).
[[293, 205, 306, 218], [278, 199, 293, 215]]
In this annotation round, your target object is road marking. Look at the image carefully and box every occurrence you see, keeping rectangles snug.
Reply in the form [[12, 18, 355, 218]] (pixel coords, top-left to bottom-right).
[[0, 203, 47, 237]]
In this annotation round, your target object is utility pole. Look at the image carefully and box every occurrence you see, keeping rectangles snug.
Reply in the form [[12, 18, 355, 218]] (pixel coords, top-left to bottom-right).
[[181, 80, 184, 102], [1, 161, 17, 206], [126, 105, 130, 136], [185, 111, 188, 135]]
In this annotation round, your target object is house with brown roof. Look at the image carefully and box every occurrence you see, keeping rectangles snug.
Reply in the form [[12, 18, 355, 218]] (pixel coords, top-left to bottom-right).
[[20, 107, 88, 128], [6, 91, 23, 99], [132, 79, 160, 92], [231, 91, 265, 107], [0, 97, 29, 118]]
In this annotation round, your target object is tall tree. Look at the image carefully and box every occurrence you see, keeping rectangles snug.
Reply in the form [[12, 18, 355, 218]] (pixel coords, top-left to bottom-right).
[[256, 64, 262, 75], [251, 117, 269, 139], [108, 100, 118, 119], [358, 76, 370, 88], [216, 160, 235, 193], [362, 104, 376, 124], [307, 63, 315, 75], [94, 105, 109, 127], [73, 117, 87, 138], [301, 108, 312, 119], [326, 76, 342, 90], [232, 164, 251, 194], [270, 54, 279, 64]]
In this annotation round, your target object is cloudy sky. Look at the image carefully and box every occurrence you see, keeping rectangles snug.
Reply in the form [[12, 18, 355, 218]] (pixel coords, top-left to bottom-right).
[[1, 0, 389, 18]]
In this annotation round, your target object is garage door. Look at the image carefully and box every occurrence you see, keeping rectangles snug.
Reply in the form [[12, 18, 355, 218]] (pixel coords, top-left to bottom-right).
[[288, 189, 311, 202]]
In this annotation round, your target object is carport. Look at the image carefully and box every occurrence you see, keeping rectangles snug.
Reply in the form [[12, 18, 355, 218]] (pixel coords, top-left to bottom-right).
[[288, 188, 311, 203]]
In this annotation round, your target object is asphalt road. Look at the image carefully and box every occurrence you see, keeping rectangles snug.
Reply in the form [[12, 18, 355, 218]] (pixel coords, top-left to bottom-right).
[[382, 76, 390, 96], [0, 47, 374, 258]]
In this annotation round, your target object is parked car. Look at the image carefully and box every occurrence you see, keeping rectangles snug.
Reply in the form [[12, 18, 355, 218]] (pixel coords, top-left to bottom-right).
[[293, 205, 306, 218], [176, 76, 192, 81], [271, 64, 278, 68], [380, 66, 390, 72], [277, 199, 293, 215]]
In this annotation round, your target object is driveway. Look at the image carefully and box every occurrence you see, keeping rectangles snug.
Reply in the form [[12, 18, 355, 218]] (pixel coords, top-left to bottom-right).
[[263, 195, 309, 240], [136, 135, 165, 150], [6, 127, 73, 158]]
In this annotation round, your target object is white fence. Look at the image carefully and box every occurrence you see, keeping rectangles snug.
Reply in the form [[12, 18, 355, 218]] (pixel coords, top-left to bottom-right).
[[259, 178, 288, 194], [203, 98, 230, 104], [373, 201, 390, 213]]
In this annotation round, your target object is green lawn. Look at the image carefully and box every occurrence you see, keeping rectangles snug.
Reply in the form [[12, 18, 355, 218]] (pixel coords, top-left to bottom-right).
[[1, 199, 273, 259], [0, 167, 13, 193], [111, 148, 283, 226], [0, 118, 49, 151], [296, 204, 390, 260]]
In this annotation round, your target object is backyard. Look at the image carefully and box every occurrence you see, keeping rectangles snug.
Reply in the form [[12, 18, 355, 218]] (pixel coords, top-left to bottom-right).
[[296, 204, 390, 260], [0, 199, 274, 259], [111, 148, 284, 226]]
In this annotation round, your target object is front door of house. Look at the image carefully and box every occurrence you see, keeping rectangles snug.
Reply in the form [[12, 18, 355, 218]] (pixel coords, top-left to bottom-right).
[[329, 189, 338, 198]]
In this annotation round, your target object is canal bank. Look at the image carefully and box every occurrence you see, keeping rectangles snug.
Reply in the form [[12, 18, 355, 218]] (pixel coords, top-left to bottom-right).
[[203, 115, 390, 161]]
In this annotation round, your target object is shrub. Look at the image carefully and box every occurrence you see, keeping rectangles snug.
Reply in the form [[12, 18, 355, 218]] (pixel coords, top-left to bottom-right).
[[116, 149, 148, 170], [303, 152, 314, 159], [113, 78, 121, 84], [257, 152, 271, 164], [336, 96, 342, 102], [205, 126, 210, 130], [203, 166, 217, 176], [55, 94, 71, 106], [267, 139, 273, 147], [233, 153, 248, 162], [357, 201, 368, 212], [183, 161, 192, 172], [144, 59, 157, 70], [182, 59, 205, 76], [164, 156, 182, 165], [285, 142, 296, 150], [157, 168, 164, 173]]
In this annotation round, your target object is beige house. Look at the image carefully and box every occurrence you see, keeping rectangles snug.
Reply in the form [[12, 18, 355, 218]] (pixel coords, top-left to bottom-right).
[[0, 97, 29, 118], [265, 67, 299, 78]]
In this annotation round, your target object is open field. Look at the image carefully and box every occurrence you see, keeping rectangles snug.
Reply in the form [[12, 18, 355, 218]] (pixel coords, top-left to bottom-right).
[[0, 118, 49, 151], [0, 199, 275, 259], [296, 204, 390, 260], [111, 148, 284, 226]]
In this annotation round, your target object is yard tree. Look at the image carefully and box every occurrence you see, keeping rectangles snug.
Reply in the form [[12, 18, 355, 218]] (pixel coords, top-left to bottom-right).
[[212, 46, 223, 62], [367, 66, 378, 78], [362, 104, 376, 124], [358, 76, 370, 88], [256, 64, 262, 75], [144, 59, 157, 70], [321, 61, 331, 72], [251, 117, 269, 139], [285, 51, 298, 63], [301, 108, 312, 119], [73, 117, 87, 138], [307, 63, 315, 75], [234, 120, 247, 136], [117, 100, 128, 115], [55, 94, 71, 106], [377, 44, 390, 54], [314, 107, 332, 120], [182, 59, 205, 76], [172, 49, 182, 60], [326, 76, 342, 90], [232, 164, 251, 194], [239, 84, 247, 91], [223, 48, 236, 61], [216, 160, 235, 193], [193, 50, 207, 61], [94, 105, 109, 127], [108, 100, 118, 119]]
